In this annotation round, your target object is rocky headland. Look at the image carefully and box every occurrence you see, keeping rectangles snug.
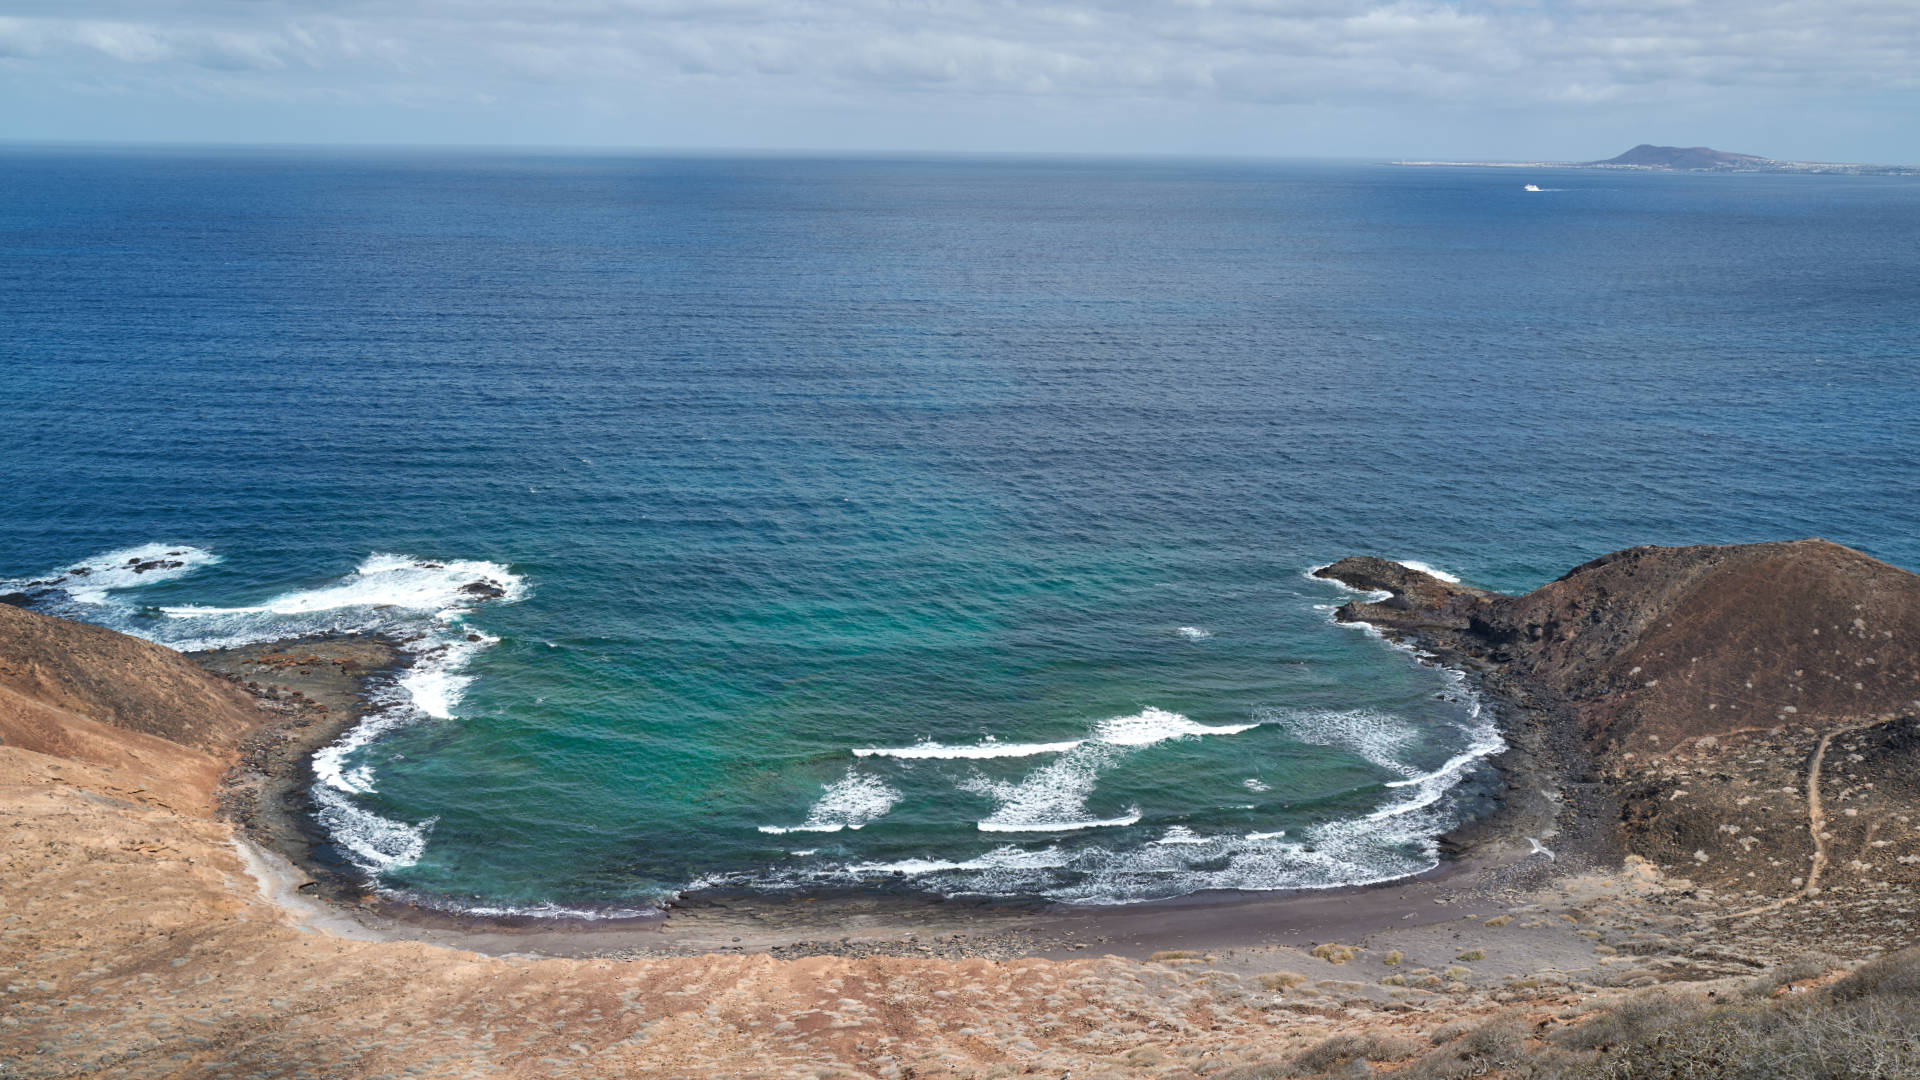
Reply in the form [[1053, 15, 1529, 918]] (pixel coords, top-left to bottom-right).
[[4, 539, 1919, 1078], [1315, 539, 1920, 950]]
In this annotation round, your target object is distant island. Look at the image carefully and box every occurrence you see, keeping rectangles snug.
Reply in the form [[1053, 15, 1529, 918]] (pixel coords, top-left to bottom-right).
[[1395, 143, 1919, 176]]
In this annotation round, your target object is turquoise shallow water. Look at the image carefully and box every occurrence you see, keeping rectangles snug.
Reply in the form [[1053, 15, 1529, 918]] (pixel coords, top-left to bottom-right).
[[4, 151, 1917, 911]]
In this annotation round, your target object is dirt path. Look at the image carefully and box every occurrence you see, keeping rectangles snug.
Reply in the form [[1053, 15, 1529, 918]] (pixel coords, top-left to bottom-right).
[[1803, 718, 1888, 899], [1716, 717, 1889, 920]]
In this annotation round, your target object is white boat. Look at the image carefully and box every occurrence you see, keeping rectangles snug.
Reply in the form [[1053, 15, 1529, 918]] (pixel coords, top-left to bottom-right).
[[1523, 184, 1543, 192]]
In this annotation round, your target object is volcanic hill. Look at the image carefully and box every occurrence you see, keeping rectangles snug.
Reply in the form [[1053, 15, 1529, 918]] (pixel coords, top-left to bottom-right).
[[1317, 539, 1920, 910]]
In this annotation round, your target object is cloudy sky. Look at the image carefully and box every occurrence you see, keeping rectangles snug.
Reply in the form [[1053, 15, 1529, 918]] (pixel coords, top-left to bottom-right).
[[1, 1, 1915, 160]]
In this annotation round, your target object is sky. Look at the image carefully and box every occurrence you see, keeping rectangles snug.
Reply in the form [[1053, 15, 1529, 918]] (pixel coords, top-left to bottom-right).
[[1, 1, 1916, 161]]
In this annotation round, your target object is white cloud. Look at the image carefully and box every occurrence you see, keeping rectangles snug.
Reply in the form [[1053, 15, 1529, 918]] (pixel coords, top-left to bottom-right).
[[0, 0, 1913, 154]]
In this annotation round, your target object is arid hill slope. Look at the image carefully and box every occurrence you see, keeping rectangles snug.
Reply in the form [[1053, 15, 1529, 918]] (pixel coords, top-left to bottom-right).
[[1318, 539, 1920, 754], [0, 602, 264, 801]]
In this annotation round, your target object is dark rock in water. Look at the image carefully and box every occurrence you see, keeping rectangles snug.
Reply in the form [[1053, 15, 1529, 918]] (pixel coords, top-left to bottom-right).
[[465, 633, 483, 642], [128, 559, 184, 574], [0, 592, 32, 608], [459, 581, 505, 598], [68, 567, 90, 576]]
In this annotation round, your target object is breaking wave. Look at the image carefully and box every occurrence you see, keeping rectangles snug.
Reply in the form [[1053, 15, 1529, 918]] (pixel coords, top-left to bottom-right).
[[3, 544, 525, 880], [957, 707, 1255, 834], [758, 769, 902, 834]]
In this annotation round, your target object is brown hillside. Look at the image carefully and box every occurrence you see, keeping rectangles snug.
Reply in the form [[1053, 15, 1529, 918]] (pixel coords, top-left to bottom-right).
[[0, 603, 262, 792], [1319, 540, 1920, 754]]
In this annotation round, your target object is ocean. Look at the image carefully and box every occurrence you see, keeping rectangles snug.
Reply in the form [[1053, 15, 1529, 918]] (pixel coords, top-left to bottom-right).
[[4, 149, 1918, 914]]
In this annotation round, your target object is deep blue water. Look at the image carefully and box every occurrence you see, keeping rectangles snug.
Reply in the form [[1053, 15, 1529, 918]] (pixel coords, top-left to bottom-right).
[[4, 149, 1918, 912]]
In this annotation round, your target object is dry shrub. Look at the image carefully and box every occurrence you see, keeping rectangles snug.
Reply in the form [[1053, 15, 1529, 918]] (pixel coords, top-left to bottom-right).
[[1457, 949, 1486, 962], [1311, 943, 1358, 964], [1552, 989, 1701, 1052], [1541, 951, 1920, 1079], [1428, 1020, 1474, 1045], [1828, 946, 1920, 1002], [1211, 1064, 1291, 1080], [1394, 1015, 1533, 1080], [1257, 971, 1308, 991], [1290, 1032, 1425, 1074], [1740, 952, 1837, 1000], [1484, 914, 1513, 927]]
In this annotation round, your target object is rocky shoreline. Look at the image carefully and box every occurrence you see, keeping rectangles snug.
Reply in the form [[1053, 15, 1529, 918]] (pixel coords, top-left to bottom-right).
[[194, 633, 408, 906], [159, 541, 1920, 969], [180, 605, 1578, 961], [8, 539, 1920, 1078]]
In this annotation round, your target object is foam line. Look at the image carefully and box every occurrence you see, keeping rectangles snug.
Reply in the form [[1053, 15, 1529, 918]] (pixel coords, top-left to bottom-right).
[[976, 810, 1141, 833], [1395, 560, 1462, 583], [852, 738, 1083, 760]]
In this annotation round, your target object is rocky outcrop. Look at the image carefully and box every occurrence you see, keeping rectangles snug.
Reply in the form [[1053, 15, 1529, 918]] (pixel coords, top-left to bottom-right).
[[1317, 540, 1920, 756]]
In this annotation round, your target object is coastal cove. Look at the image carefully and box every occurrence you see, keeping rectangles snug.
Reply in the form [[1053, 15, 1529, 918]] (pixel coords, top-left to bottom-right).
[[181, 617, 1550, 959], [7, 151, 1920, 923], [7, 538, 1920, 1079]]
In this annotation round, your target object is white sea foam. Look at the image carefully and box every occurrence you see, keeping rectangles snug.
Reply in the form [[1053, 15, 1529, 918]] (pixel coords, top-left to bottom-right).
[[1242, 777, 1271, 792], [1176, 626, 1213, 641], [752, 813, 1441, 905], [758, 769, 901, 834], [310, 783, 436, 872], [976, 810, 1143, 833], [1153, 826, 1209, 845], [852, 737, 1083, 760], [157, 553, 524, 637], [959, 748, 1123, 833], [13, 546, 526, 881], [456, 900, 661, 921], [1273, 707, 1421, 777], [955, 707, 1254, 834], [723, 695, 1492, 902], [855, 707, 1252, 767], [1302, 563, 1391, 602], [0, 543, 221, 607], [1395, 560, 1462, 583], [1093, 707, 1258, 745], [720, 586, 1507, 907], [1265, 693, 1504, 827], [841, 846, 1071, 878]]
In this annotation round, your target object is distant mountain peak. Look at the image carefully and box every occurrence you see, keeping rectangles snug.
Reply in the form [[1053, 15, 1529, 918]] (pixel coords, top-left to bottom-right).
[[1590, 144, 1772, 170]]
